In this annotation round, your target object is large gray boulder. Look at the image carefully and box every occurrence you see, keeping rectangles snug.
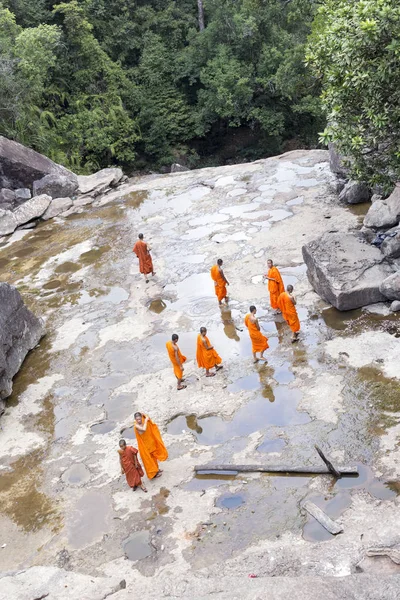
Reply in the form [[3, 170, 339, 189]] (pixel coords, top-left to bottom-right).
[[33, 173, 78, 199], [0, 188, 15, 209], [363, 185, 400, 230], [338, 180, 370, 204], [380, 226, 400, 259], [380, 272, 400, 300], [41, 197, 73, 220], [0, 209, 17, 235], [302, 232, 394, 310], [0, 136, 75, 190], [328, 143, 350, 179], [77, 167, 123, 197], [0, 283, 44, 413], [13, 194, 51, 226]]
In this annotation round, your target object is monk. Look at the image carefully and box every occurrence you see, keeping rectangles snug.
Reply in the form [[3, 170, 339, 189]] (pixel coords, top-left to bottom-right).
[[196, 327, 223, 377], [263, 259, 284, 312], [277, 284, 300, 342], [118, 439, 147, 492], [134, 412, 168, 479], [244, 305, 269, 363], [211, 259, 229, 304], [133, 233, 155, 283], [166, 334, 187, 390]]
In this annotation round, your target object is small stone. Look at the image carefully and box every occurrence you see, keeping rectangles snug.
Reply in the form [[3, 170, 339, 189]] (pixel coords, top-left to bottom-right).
[[390, 300, 400, 313]]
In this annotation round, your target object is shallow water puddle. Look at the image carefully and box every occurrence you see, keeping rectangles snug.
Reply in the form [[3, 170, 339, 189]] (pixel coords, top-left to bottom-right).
[[257, 437, 286, 453], [123, 530, 153, 561], [217, 493, 245, 509], [68, 490, 112, 549], [91, 421, 116, 434], [61, 463, 91, 486], [148, 298, 168, 313]]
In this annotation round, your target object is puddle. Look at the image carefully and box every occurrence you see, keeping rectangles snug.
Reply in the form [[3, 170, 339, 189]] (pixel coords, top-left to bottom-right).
[[322, 307, 363, 330], [54, 261, 82, 274], [61, 463, 91, 486], [219, 203, 260, 217], [335, 464, 398, 500], [123, 190, 149, 209], [216, 493, 245, 509], [347, 202, 371, 217], [152, 487, 170, 516], [257, 438, 286, 453], [189, 214, 230, 226], [91, 421, 116, 434], [186, 473, 238, 491], [79, 245, 111, 265], [124, 530, 153, 560], [303, 492, 351, 542], [105, 393, 134, 421], [43, 279, 63, 290], [148, 298, 168, 313], [68, 491, 112, 549], [286, 196, 304, 206], [121, 426, 135, 440]]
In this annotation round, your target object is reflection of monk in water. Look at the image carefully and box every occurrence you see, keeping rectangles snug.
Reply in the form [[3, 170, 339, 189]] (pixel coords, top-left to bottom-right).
[[274, 319, 286, 345], [222, 309, 240, 341], [186, 415, 203, 435]]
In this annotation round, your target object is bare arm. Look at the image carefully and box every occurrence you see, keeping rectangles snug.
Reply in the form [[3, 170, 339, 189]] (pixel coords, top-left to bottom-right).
[[219, 267, 229, 285], [290, 294, 297, 306], [118, 452, 124, 474], [202, 337, 213, 351], [135, 416, 149, 433], [174, 346, 182, 367]]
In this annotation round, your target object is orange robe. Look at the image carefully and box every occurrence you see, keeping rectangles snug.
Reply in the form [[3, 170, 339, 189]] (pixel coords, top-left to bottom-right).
[[134, 415, 168, 479], [210, 265, 227, 302], [244, 314, 269, 353], [133, 239, 153, 275], [166, 340, 186, 379], [277, 292, 300, 333], [118, 446, 144, 488], [196, 334, 222, 369], [267, 266, 284, 309]]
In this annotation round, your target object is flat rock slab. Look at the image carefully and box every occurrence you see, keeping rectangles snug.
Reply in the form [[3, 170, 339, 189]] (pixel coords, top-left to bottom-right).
[[77, 167, 123, 196], [13, 194, 51, 226], [302, 232, 394, 310], [42, 197, 73, 220], [0, 209, 17, 235]]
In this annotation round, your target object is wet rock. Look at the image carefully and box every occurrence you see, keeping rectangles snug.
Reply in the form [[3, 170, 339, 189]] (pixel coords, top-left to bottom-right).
[[390, 300, 400, 313], [171, 163, 190, 173], [0, 188, 15, 206], [380, 227, 400, 259], [42, 197, 73, 220], [77, 167, 123, 197], [339, 180, 370, 204], [0, 283, 45, 410], [380, 272, 400, 301], [302, 232, 394, 310], [0, 135, 75, 190], [0, 208, 17, 235], [363, 303, 390, 317], [33, 173, 78, 200], [13, 194, 51, 226], [14, 188, 31, 202], [364, 185, 400, 230]]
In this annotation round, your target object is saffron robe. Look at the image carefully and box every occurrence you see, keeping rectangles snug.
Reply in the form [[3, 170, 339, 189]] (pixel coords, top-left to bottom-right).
[[166, 340, 186, 379], [267, 266, 284, 309], [133, 239, 153, 275], [277, 292, 300, 333], [196, 334, 222, 369], [210, 265, 227, 302], [134, 415, 168, 479], [244, 314, 269, 353], [118, 446, 144, 488]]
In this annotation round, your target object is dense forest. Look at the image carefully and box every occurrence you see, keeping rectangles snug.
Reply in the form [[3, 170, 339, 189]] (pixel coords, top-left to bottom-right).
[[0, 0, 399, 186]]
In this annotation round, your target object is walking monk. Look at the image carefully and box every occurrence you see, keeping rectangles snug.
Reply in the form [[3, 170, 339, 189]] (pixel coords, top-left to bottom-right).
[[211, 259, 229, 305], [263, 259, 284, 312], [133, 233, 155, 283], [134, 412, 168, 480], [277, 284, 300, 343], [166, 334, 187, 390], [244, 305, 269, 363], [196, 327, 223, 377], [118, 439, 147, 492]]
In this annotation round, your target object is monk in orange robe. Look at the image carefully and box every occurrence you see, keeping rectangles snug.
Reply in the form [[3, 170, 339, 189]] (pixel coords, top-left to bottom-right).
[[263, 259, 284, 311], [277, 284, 300, 342], [118, 439, 147, 492], [196, 327, 223, 377], [210, 258, 229, 304], [244, 305, 269, 362], [134, 412, 168, 479], [133, 233, 155, 282], [166, 333, 187, 390]]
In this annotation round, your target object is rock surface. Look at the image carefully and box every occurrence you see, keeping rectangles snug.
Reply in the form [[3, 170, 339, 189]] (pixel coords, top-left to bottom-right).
[[0, 188, 15, 208], [171, 163, 190, 173], [42, 197, 73, 220], [0, 283, 44, 412], [0, 135, 75, 190], [328, 143, 350, 179], [13, 194, 51, 227], [390, 300, 400, 313], [380, 272, 400, 301], [338, 180, 370, 204], [33, 173, 78, 199], [364, 185, 400, 230], [77, 167, 123, 197], [0, 209, 17, 235], [302, 232, 394, 310], [15, 188, 31, 202], [380, 227, 400, 258]]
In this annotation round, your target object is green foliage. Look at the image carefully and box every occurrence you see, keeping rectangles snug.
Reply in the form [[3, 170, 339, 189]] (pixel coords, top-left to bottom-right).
[[307, 0, 400, 189]]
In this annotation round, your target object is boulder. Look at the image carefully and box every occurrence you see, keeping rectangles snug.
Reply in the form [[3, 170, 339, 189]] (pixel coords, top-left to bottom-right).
[[328, 142, 350, 179], [0, 188, 15, 206], [380, 227, 400, 259], [371, 194, 382, 203], [390, 300, 400, 313], [379, 272, 400, 300], [33, 173, 78, 199], [15, 188, 31, 202], [0, 135, 75, 190], [77, 167, 123, 196], [363, 185, 400, 230], [338, 180, 370, 204], [302, 232, 394, 310], [0, 283, 44, 411], [0, 209, 17, 235], [171, 163, 190, 173], [73, 196, 94, 207], [360, 225, 376, 244], [41, 197, 73, 220], [13, 194, 51, 227]]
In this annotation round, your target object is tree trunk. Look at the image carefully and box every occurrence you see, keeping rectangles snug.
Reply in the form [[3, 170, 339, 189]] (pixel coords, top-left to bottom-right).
[[197, 0, 205, 31]]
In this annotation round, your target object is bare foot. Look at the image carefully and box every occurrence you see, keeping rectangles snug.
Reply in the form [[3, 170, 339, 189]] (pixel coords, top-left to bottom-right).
[[154, 471, 162, 479], [141, 485, 148, 493], [177, 384, 187, 390], [216, 365, 223, 371], [291, 337, 299, 344], [206, 373, 216, 377], [254, 358, 259, 363]]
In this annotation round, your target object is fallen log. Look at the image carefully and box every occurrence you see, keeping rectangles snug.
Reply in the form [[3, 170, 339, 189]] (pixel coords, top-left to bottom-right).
[[315, 445, 341, 479], [194, 464, 358, 475], [303, 501, 343, 535]]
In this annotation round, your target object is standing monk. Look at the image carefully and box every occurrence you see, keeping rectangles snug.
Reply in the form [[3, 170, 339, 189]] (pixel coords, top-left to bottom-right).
[[166, 334, 187, 390], [133, 233, 155, 283], [118, 439, 147, 492], [196, 327, 223, 377], [244, 305, 269, 363], [134, 413, 168, 480], [211, 259, 229, 305], [263, 259, 284, 312], [277, 284, 300, 343]]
